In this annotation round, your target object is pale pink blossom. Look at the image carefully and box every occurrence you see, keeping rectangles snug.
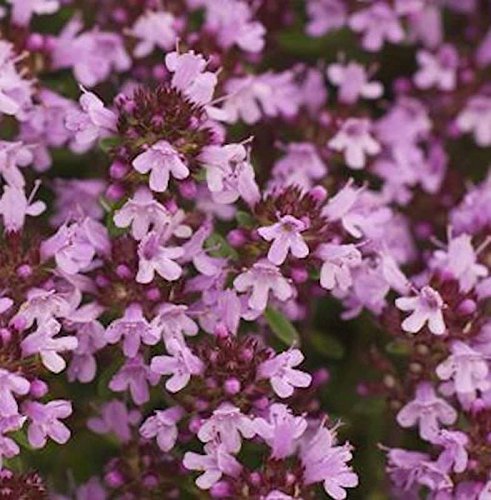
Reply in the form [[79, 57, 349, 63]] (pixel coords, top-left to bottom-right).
[[130, 11, 177, 58], [395, 286, 446, 335], [258, 215, 309, 265], [257, 349, 312, 398], [233, 260, 293, 312], [133, 140, 189, 193], [328, 118, 381, 169]]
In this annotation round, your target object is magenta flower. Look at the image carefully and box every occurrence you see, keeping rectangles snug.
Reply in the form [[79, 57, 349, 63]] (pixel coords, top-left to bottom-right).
[[165, 51, 217, 106], [41, 218, 109, 275], [456, 95, 491, 147], [0, 369, 30, 417], [183, 442, 242, 490], [253, 404, 307, 459], [198, 402, 255, 453], [202, 0, 265, 53], [136, 231, 184, 283], [130, 11, 177, 58], [133, 140, 190, 193], [257, 349, 312, 398], [23, 400, 72, 448], [150, 339, 204, 393], [0, 140, 33, 187], [436, 341, 490, 400], [434, 430, 469, 474], [113, 188, 176, 240], [140, 407, 183, 452], [109, 355, 159, 405], [7, 0, 59, 26], [300, 426, 358, 499], [0, 41, 33, 117], [199, 144, 260, 205], [87, 400, 140, 443], [317, 243, 362, 291], [328, 118, 381, 169], [233, 260, 293, 312], [395, 285, 446, 335], [414, 45, 459, 92], [258, 215, 310, 265], [21, 318, 78, 373], [65, 89, 117, 150], [306, 0, 346, 37], [327, 61, 383, 104], [105, 303, 160, 357], [349, 3, 404, 52], [0, 184, 46, 232], [152, 303, 199, 348], [396, 382, 457, 441]]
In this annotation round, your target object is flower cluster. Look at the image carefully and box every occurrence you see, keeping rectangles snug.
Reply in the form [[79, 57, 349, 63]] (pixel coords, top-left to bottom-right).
[[0, 0, 490, 499]]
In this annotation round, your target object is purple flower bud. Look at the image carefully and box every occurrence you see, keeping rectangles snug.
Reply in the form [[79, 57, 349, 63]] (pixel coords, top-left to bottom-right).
[[224, 378, 241, 395], [30, 379, 48, 398]]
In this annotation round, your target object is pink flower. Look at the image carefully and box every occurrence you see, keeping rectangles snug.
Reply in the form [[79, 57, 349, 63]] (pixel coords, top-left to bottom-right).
[[233, 260, 293, 312], [0, 369, 30, 417], [140, 407, 184, 452], [0, 140, 33, 187], [223, 72, 301, 124], [327, 62, 383, 104], [12, 287, 75, 330], [51, 20, 130, 87], [257, 349, 312, 398], [87, 400, 140, 443], [0, 41, 33, 117], [258, 215, 309, 265], [253, 404, 307, 459], [272, 142, 327, 190], [456, 95, 491, 147], [349, 3, 404, 52], [396, 382, 457, 441], [395, 286, 446, 335], [328, 118, 381, 169], [306, 0, 346, 37], [152, 303, 199, 348], [202, 0, 265, 53], [0, 184, 46, 231], [65, 89, 117, 150], [41, 217, 109, 275], [198, 402, 255, 453], [414, 45, 459, 91], [24, 400, 72, 448], [300, 426, 358, 499], [165, 51, 217, 106], [183, 442, 242, 489], [136, 231, 184, 284], [105, 303, 159, 357], [431, 234, 488, 293], [150, 339, 204, 393], [21, 319, 78, 373], [130, 11, 177, 58], [7, 0, 59, 26], [133, 140, 189, 193], [199, 144, 260, 206], [317, 243, 362, 291], [114, 188, 190, 241], [109, 355, 159, 405], [436, 341, 490, 400]]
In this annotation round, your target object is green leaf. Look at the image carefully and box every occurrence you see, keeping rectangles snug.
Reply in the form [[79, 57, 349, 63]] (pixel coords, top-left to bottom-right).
[[205, 233, 238, 260], [385, 340, 411, 356], [11, 430, 32, 450], [99, 136, 121, 153], [310, 330, 345, 359], [265, 307, 300, 346], [235, 210, 255, 229]]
